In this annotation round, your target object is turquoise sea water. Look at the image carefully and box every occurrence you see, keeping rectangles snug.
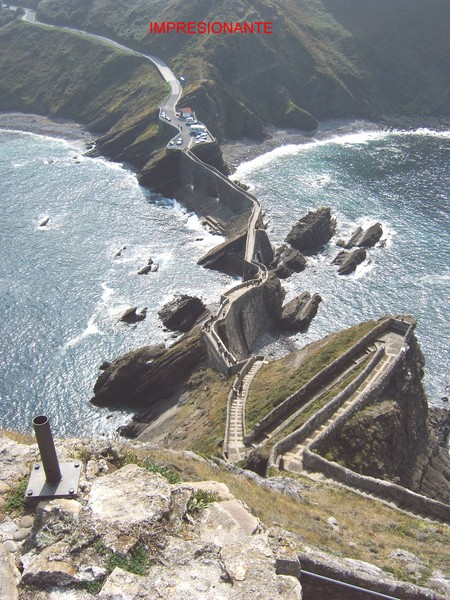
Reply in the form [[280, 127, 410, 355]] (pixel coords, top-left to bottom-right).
[[1, 127, 449, 438], [0, 130, 232, 436], [234, 128, 450, 406]]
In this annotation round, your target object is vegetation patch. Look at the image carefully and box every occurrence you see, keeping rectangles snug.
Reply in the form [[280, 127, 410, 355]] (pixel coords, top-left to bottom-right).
[[187, 489, 220, 514], [95, 539, 153, 576], [4, 476, 28, 515], [266, 354, 372, 450]]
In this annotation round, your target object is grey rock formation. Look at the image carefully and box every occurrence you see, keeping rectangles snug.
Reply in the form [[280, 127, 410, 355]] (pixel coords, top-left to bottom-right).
[[91, 332, 206, 408], [118, 307, 147, 324], [271, 245, 307, 279], [332, 248, 366, 274], [263, 271, 286, 321], [285, 207, 336, 253], [0, 437, 301, 600], [158, 294, 207, 332], [137, 257, 158, 274], [279, 292, 322, 331], [337, 223, 383, 249]]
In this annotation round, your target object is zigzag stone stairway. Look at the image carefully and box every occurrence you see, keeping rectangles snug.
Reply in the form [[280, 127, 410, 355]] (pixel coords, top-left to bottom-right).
[[278, 330, 404, 473]]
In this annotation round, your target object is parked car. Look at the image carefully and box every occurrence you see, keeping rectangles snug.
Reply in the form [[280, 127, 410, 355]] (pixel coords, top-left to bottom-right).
[[176, 138, 183, 145]]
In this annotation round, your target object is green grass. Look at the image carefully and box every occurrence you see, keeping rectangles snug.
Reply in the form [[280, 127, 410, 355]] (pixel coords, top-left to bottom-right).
[[106, 542, 152, 576], [5, 476, 28, 514], [0, 20, 168, 162], [187, 489, 220, 514], [246, 320, 378, 432]]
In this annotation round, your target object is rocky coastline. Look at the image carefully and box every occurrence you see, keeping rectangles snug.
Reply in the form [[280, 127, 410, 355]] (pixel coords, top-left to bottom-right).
[[2, 112, 450, 599]]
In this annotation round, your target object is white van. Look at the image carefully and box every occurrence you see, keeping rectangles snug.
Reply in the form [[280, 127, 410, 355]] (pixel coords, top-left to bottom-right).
[[189, 124, 207, 135]]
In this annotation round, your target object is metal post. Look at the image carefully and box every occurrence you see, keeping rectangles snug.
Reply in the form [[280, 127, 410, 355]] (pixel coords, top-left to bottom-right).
[[32, 415, 62, 483], [26, 415, 82, 500]]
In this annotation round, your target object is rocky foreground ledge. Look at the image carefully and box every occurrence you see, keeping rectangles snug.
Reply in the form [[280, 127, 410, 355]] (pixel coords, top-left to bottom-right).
[[0, 433, 301, 600]]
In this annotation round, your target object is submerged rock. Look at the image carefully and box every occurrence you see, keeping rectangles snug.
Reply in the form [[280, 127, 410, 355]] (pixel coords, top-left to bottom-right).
[[271, 245, 307, 279], [137, 257, 158, 275], [158, 294, 207, 332], [278, 291, 322, 331], [118, 307, 147, 324], [332, 248, 366, 274], [285, 207, 336, 253], [337, 223, 383, 249]]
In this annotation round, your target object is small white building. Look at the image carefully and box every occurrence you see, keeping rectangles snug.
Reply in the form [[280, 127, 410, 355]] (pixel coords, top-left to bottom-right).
[[179, 107, 194, 119]]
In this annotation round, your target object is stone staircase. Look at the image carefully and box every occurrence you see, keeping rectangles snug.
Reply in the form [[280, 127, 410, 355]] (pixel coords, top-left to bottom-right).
[[226, 359, 265, 462]]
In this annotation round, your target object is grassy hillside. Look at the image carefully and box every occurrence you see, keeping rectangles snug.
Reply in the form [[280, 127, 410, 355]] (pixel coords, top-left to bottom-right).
[[34, 0, 450, 141], [0, 19, 169, 163]]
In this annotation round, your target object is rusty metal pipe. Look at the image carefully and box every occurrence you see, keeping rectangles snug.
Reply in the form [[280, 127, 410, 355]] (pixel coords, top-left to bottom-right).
[[32, 415, 62, 484]]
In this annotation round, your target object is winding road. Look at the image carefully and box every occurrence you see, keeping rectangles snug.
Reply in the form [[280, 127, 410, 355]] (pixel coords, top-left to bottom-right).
[[14, 7, 213, 148]]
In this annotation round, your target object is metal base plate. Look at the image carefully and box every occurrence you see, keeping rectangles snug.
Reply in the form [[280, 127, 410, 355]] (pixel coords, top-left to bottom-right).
[[25, 462, 82, 500]]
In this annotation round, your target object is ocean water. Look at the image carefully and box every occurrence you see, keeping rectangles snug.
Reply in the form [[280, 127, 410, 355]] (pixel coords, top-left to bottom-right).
[[0, 130, 232, 436], [234, 128, 450, 406], [1, 127, 449, 439]]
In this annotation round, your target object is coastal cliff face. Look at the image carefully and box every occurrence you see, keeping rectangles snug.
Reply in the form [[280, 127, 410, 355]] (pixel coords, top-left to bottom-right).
[[34, 0, 450, 141], [320, 335, 450, 505], [0, 19, 169, 166]]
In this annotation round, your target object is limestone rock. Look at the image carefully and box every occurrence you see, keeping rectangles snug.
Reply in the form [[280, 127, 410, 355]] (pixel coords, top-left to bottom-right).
[[332, 248, 366, 274], [278, 292, 322, 331], [338, 223, 383, 249], [285, 207, 336, 253], [118, 307, 147, 324], [99, 567, 146, 599], [89, 464, 171, 543], [0, 544, 19, 600], [0, 433, 37, 482], [158, 294, 207, 332], [327, 516, 339, 531], [271, 245, 307, 279], [277, 574, 303, 600]]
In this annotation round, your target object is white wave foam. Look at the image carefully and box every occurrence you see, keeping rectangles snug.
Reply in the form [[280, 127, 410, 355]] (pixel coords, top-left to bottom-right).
[[392, 127, 450, 140], [1, 128, 79, 148], [101, 282, 114, 302], [234, 127, 450, 178], [349, 259, 374, 280], [63, 316, 101, 350]]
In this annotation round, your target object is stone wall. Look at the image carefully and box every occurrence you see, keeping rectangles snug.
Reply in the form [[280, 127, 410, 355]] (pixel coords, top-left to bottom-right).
[[224, 282, 271, 361], [180, 150, 255, 222], [302, 341, 450, 522]]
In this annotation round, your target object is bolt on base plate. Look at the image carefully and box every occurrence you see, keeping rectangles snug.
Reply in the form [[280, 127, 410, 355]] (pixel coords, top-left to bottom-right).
[[25, 462, 82, 500]]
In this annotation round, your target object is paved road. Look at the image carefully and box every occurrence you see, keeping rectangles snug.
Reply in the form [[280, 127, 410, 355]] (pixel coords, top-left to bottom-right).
[[14, 7, 214, 149]]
